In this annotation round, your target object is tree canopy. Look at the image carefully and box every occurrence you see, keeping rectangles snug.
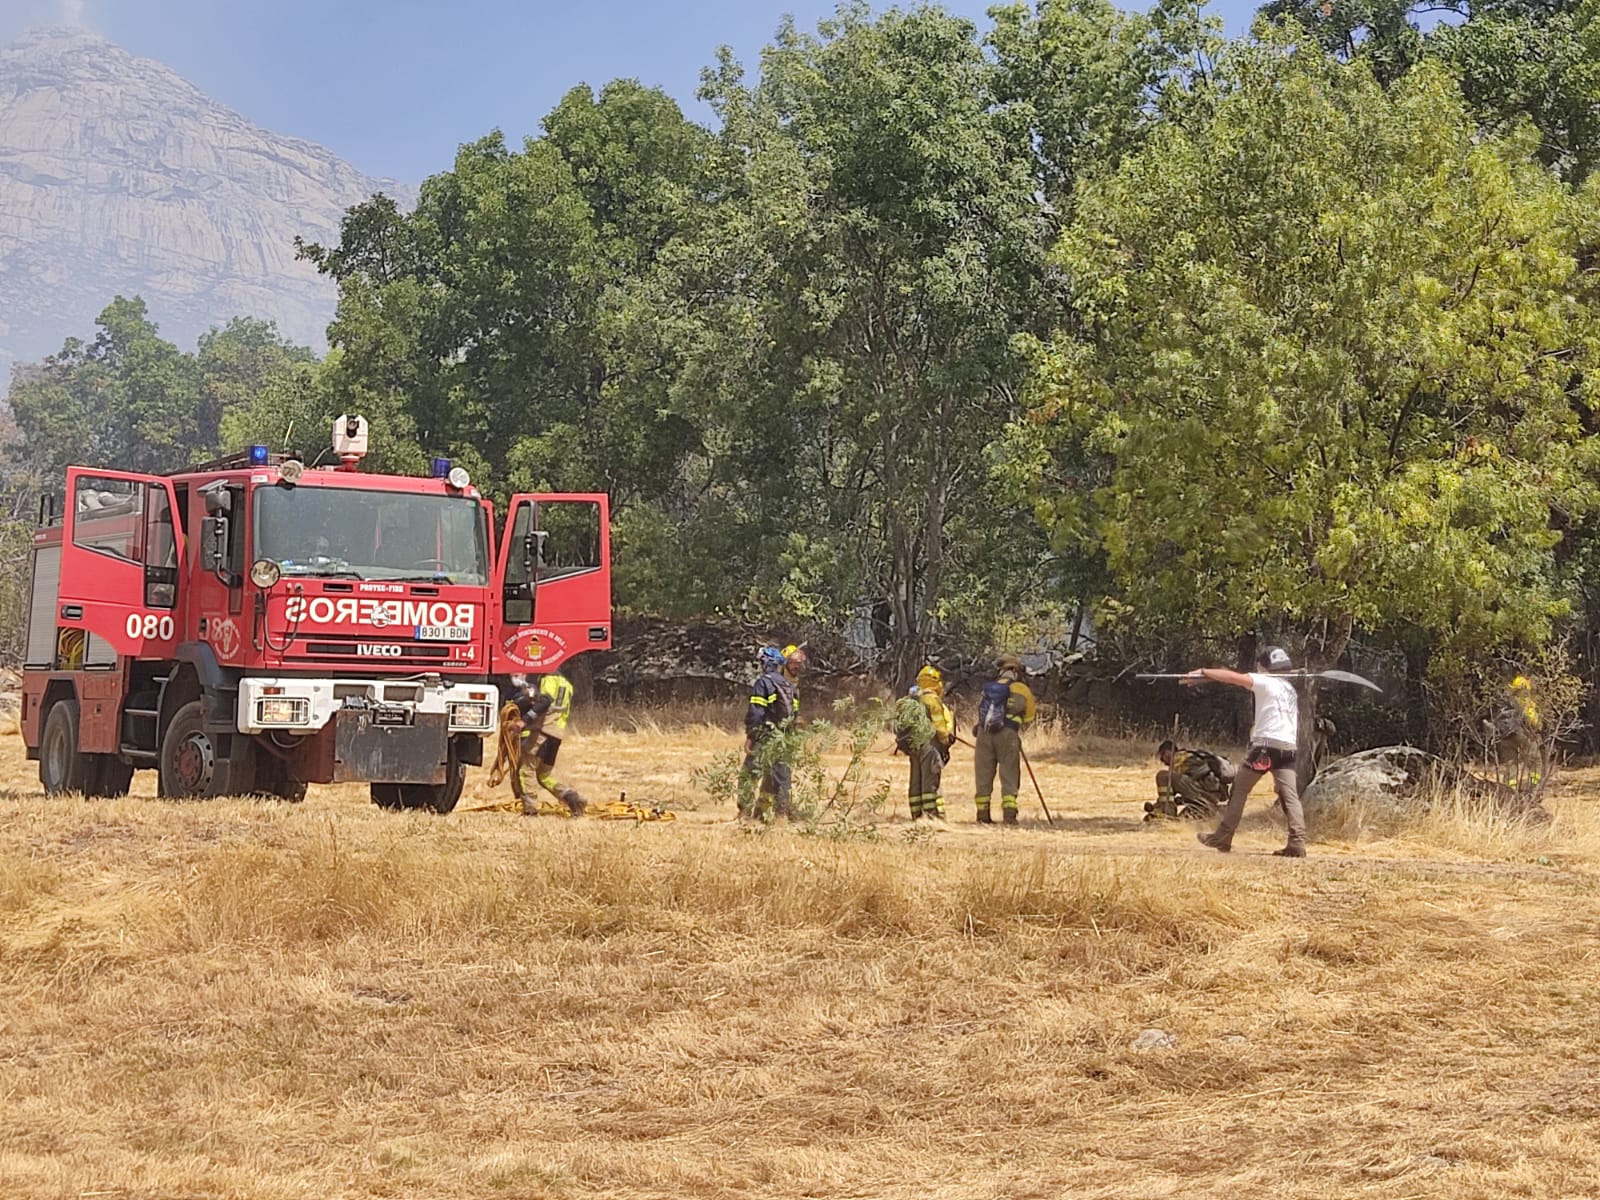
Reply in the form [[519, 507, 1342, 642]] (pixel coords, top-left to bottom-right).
[[1009, 40, 1600, 734], [6, 0, 1600, 739]]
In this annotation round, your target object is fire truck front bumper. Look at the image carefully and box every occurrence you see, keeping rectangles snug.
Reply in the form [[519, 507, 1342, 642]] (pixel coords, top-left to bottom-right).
[[237, 677, 497, 737]]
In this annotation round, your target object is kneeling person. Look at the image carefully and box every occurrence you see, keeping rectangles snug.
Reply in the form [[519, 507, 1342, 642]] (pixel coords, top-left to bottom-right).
[[1148, 739, 1234, 821], [515, 672, 587, 818]]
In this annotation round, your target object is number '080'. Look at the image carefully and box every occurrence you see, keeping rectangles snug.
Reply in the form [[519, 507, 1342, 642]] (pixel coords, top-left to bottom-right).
[[125, 613, 176, 641]]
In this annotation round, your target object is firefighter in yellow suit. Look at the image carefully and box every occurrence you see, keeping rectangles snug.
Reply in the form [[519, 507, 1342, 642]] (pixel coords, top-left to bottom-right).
[[511, 672, 587, 817], [973, 654, 1036, 825], [894, 664, 954, 821]]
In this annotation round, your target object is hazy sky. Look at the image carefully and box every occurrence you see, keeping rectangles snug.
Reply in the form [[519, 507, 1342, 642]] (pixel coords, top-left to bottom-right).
[[2, 0, 1259, 183]]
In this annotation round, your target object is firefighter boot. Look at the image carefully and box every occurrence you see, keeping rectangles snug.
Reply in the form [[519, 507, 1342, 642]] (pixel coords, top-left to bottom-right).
[[561, 788, 588, 818], [1002, 796, 1019, 826], [520, 796, 539, 817], [975, 797, 994, 825]]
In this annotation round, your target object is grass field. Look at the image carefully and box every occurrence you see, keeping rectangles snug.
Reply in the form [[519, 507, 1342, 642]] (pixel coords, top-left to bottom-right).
[[3, 707, 1599, 1199]]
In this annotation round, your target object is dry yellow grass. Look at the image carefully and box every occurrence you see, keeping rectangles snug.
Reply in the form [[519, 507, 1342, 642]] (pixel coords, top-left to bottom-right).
[[3, 706, 1600, 1199]]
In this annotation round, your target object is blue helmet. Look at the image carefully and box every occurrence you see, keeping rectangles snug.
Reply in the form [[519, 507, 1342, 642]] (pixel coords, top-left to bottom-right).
[[759, 645, 785, 672]]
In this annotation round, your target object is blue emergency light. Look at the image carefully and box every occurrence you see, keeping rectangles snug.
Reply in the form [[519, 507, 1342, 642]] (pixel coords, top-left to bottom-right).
[[430, 457, 452, 478], [249, 445, 270, 466]]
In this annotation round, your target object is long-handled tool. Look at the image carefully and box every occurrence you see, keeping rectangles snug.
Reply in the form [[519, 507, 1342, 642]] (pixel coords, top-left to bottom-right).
[[955, 733, 1055, 826], [1136, 669, 1382, 693], [1019, 743, 1054, 826]]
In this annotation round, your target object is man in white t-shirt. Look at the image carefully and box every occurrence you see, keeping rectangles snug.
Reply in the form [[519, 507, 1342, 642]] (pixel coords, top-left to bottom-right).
[[1181, 646, 1307, 858]]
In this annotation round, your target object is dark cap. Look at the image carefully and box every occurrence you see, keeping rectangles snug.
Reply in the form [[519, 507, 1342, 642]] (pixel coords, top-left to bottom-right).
[[1257, 646, 1292, 673]]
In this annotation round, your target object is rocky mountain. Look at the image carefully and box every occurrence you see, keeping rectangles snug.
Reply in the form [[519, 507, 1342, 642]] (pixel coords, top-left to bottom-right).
[[0, 26, 410, 376]]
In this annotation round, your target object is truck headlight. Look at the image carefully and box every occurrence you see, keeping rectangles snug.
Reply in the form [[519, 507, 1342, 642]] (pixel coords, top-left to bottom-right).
[[250, 558, 282, 588], [257, 697, 310, 725], [448, 701, 492, 730]]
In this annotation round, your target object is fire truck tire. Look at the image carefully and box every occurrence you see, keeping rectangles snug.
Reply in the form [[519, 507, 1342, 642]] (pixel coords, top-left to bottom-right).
[[416, 752, 466, 814], [369, 783, 407, 810], [159, 700, 240, 799], [40, 699, 89, 795], [368, 748, 465, 814], [85, 757, 135, 798], [251, 755, 307, 803]]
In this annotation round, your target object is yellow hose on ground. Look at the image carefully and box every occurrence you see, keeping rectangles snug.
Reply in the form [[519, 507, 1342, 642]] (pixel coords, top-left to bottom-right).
[[469, 701, 673, 820], [460, 797, 675, 820]]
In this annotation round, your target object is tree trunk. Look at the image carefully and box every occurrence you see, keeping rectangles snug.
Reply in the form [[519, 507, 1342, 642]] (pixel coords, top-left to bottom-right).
[[1294, 615, 1353, 791], [1295, 685, 1321, 793], [1402, 640, 1429, 747]]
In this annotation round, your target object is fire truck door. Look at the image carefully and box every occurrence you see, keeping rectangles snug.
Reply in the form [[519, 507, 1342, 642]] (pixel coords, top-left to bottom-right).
[[491, 493, 612, 673], [59, 468, 184, 659]]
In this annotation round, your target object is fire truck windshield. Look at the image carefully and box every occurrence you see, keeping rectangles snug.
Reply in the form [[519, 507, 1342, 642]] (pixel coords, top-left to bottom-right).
[[254, 485, 489, 584]]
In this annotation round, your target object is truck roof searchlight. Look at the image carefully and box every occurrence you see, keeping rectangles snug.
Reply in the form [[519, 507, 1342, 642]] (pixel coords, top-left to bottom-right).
[[333, 414, 369, 470]]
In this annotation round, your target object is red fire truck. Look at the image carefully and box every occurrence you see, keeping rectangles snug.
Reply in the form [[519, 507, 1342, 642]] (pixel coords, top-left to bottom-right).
[[20, 415, 612, 812]]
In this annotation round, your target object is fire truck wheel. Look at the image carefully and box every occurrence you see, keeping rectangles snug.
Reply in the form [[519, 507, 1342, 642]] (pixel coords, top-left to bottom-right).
[[86, 757, 135, 798], [159, 700, 228, 799], [415, 752, 466, 814], [40, 699, 88, 795], [369, 783, 408, 810], [368, 749, 466, 814]]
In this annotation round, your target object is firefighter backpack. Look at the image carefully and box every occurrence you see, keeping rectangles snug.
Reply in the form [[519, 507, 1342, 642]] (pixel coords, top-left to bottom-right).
[[977, 681, 1013, 734]]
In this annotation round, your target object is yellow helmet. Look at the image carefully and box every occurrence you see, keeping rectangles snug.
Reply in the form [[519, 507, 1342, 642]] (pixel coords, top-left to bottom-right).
[[782, 644, 807, 670], [916, 664, 943, 693], [1511, 675, 1532, 691]]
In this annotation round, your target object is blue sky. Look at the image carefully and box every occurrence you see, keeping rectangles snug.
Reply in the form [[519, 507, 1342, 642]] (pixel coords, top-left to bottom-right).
[[3, 0, 1260, 184]]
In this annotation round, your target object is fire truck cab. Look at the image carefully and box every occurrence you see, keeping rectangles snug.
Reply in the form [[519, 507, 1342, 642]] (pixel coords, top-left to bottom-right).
[[20, 415, 612, 812]]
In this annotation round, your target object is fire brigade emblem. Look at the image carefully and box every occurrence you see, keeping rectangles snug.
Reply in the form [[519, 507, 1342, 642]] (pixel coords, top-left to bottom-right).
[[502, 630, 546, 667], [211, 617, 240, 659]]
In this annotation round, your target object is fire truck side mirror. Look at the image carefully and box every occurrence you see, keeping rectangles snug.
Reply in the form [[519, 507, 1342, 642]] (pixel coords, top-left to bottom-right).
[[200, 515, 230, 573], [525, 528, 550, 576], [201, 483, 232, 516]]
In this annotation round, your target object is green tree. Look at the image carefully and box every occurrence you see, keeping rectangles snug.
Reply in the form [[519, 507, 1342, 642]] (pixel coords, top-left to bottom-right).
[[302, 138, 600, 484], [1256, 0, 1424, 83], [8, 296, 202, 474], [1258, 0, 1600, 181], [1013, 43, 1600, 766], [988, 0, 1223, 206], [513, 80, 714, 502], [303, 84, 716, 508], [0, 404, 45, 664], [695, 4, 1054, 678], [201, 317, 325, 455], [1434, 0, 1600, 183]]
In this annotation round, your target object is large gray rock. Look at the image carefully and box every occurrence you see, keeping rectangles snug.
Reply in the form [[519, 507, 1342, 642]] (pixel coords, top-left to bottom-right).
[[0, 27, 413, 371], [1302, 745, 1548, 824], [1301, 746, 1444, 817]]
